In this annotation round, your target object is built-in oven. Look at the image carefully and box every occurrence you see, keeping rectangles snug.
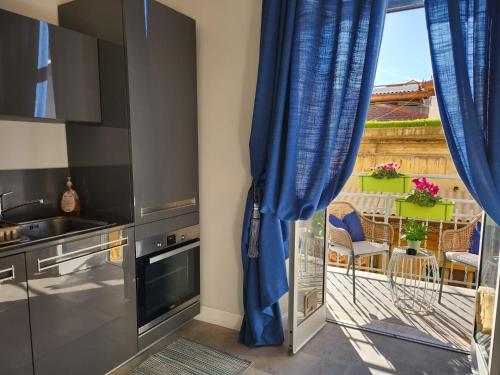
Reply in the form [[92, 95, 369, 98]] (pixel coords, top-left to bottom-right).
[[135, 218, 200, 349]]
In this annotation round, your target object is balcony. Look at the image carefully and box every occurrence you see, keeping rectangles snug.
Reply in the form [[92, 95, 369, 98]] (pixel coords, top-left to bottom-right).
[[300, 173, 480, 351], [335, 173, 480, 288], [326, 266, 475, 350]]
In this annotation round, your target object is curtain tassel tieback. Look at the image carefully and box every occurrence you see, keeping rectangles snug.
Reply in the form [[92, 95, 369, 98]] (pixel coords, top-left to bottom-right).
[[248, 202, 261, 258], [248, 183, 261, 258]]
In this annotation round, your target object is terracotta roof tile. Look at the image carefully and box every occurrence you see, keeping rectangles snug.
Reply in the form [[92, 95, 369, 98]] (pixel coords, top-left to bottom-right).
[[367, 103, 428, 121]]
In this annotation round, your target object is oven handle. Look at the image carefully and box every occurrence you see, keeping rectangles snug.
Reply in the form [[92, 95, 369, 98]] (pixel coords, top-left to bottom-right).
[[0, 265, 15, 284], [38, 237, 128, 272], [149, 240, 200, 264]]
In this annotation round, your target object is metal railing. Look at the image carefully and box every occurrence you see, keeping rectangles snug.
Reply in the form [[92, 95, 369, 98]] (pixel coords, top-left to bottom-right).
[[329, 173, 482, 288]]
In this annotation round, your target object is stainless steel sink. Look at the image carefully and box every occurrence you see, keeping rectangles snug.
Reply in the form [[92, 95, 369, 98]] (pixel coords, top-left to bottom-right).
[[18, 216, 110, 241]]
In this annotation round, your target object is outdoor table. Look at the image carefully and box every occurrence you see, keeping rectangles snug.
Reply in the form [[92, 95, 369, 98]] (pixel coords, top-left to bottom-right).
[[387, 247, 440, 312]]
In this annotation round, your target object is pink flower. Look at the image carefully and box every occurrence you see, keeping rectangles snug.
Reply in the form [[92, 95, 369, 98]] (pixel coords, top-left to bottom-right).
[[427, 183, 439, 196], [412, 177, 440, 195], [376, 162, 399, 172], [412, 177, 427, 190], [372, 161, 401, 175]]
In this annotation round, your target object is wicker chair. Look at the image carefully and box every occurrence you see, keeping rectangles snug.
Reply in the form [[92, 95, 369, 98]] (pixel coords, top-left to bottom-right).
[[328, 201, 394, 303], [438, 214, 482, 303]]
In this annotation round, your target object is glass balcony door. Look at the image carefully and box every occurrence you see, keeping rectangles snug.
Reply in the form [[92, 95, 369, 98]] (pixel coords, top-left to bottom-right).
[[288, 209, 327, 353], [473, 213, 500, 374]]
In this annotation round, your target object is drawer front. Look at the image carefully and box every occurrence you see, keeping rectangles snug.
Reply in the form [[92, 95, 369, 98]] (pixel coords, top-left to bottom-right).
[[26, 228, 137, 375], [0, 253, 33, 375]]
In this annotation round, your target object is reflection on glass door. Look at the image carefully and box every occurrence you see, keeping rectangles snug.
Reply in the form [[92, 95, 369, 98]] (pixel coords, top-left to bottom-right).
[[474, 213, 500, 374], [296, 211, 326, 324], [289, 210, 327, 353]]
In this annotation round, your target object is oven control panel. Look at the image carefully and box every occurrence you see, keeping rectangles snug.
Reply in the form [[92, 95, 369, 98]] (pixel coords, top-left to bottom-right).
[[167, 234, 176, 246], [136, 224, 200, 258]]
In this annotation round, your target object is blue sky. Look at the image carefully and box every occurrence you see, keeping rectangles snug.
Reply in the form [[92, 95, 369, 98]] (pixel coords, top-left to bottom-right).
[[374, 8, 433, 86]]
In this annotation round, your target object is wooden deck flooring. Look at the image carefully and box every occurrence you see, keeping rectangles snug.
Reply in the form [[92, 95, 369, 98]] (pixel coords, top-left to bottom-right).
[[327, 266, 475, 351]]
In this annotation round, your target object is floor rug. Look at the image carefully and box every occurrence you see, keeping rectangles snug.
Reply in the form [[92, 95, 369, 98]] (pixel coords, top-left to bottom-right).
[[129, 337, 251, 375]]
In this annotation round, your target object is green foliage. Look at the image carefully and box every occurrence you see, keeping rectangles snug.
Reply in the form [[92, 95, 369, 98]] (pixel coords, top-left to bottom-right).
[[401, 220, 428, 241], [406, 189, 442, 207], [365, 119, 441, 128], [371, 169, 403, 179], [312, 210, 325, 238]]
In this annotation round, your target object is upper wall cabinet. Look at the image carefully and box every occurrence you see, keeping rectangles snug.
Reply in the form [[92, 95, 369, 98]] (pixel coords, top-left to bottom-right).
[[0, 9, 101, 123], [60, 0, 199, 225], [123, 0, 198, 224]]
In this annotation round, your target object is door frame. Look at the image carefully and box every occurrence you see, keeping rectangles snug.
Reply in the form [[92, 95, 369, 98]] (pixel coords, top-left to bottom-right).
[[288, 209, 329, 354]]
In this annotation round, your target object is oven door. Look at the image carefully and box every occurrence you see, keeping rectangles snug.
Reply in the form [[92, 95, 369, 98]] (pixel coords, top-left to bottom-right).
[[137, 239, 200, 333]]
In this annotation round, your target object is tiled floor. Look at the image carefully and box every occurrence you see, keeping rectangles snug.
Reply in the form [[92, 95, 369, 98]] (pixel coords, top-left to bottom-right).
[[112, 320, 472, 375], [327, 266, 475, 351]]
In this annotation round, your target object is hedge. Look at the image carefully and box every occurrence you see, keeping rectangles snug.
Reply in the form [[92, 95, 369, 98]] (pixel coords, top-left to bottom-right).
[[365, 119, 442, 128]]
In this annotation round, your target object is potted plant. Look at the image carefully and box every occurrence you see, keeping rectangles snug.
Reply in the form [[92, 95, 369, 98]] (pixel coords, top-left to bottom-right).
[[359, 162, 412, 193], [311, 210, 325, 238], [395, 177, 455, 221], [401, 220, 428, 255]]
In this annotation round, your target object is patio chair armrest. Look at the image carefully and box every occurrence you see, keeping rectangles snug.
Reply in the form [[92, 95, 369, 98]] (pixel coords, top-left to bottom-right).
[[359, 217, 393, 246], [329, 225, 353, 251], [441, 227, 472, 252], [372, 222, 394, 245], [442, 214, 482, 252]]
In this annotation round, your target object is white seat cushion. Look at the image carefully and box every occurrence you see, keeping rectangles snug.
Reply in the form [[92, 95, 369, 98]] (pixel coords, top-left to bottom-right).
[[446, 251, 479, 268], [331, 241, 389, 257]]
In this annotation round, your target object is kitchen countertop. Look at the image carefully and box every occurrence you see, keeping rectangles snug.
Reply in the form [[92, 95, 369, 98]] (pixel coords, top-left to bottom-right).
[[0, 220, 134, 258]]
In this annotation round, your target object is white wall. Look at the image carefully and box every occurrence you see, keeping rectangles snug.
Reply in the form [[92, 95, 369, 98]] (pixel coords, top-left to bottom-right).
[[0, 0, 69, 170], [0, 0, 66, 24], [157, 0, 262, 328], [428, 95, 441, 119], [0, 121, 68, 169], [0, 0, 262, 329]]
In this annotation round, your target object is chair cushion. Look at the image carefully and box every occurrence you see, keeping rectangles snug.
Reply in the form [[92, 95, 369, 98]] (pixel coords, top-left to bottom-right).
[[446, 251, 479, 268], [469, 222, 481, 255], [329, 214, 349, 232], [329, 213, 366, 242], [344, 211, 366, 242], [331, 241, 389, 257]]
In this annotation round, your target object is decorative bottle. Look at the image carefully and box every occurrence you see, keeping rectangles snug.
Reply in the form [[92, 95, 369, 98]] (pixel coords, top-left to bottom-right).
[[60, 177, 81, 216]]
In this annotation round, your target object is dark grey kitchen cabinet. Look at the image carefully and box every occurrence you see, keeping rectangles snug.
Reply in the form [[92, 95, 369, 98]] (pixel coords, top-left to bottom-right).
[[59, 0, 199, 225], [123, 0, 199, 224], [25, 228, 137, 375], [0, 254, 33, 375], [0, 9, 100, 122]]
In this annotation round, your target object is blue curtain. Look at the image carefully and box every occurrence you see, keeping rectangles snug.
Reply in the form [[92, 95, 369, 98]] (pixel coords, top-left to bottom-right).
[[425, 0, 500, 224], [240, 0, 387, 347]]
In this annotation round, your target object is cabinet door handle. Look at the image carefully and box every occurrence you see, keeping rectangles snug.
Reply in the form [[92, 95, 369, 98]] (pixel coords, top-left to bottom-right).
[[38, 237, 128, 272], [0, 265, 15, 283], [141, 198, 196, 216]]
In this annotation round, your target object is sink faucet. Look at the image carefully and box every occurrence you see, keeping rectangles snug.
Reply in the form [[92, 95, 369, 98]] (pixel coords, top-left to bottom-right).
[[0, 191, 44, 220]]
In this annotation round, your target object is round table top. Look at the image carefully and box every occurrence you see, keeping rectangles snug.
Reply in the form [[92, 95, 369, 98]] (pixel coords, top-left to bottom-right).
[[392, 247, 436, 260]]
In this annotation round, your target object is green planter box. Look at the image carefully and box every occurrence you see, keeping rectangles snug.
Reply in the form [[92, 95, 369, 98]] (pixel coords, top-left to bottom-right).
[[395, 199, 455, 221], [359, 175, 412, 193]]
